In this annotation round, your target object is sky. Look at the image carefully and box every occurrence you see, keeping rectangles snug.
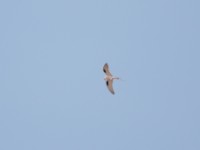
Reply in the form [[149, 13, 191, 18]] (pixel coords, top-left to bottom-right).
[[0, 0, 200, 150]]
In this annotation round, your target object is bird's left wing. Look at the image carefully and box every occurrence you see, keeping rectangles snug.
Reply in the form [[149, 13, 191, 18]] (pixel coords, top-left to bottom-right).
[[103, 63, 112, 76]]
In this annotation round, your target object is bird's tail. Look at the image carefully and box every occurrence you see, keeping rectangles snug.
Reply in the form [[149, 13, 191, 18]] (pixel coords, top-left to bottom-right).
[[114, 77, 124, 81]]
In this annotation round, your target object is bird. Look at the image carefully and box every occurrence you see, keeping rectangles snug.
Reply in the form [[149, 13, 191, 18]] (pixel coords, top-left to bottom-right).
[[103, 63, 119, 94]]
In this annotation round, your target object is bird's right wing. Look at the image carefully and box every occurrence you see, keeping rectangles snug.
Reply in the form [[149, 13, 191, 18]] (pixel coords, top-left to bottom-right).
[[106, 80, 115, 94], [103, 63, 112, 76]]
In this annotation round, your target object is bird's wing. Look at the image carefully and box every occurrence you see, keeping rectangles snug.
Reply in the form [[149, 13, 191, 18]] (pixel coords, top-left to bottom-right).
[[103, 63, 112, 76], [106, 80, 115, 94]]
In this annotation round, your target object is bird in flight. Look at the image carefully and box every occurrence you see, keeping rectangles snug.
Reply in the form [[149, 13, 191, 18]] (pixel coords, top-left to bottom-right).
[[103, 63, 119, 94]]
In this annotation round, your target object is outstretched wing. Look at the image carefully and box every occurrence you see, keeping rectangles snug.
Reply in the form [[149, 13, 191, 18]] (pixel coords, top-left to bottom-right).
[[103, 63, 112, 76], [106, 80, 115, 94]]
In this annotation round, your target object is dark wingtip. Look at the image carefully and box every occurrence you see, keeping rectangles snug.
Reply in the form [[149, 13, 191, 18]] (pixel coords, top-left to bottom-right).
[[103, 63, 108, 73]]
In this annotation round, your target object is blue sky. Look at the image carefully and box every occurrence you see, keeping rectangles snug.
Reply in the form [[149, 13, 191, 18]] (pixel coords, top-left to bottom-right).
[[0, 0, 200, 150]]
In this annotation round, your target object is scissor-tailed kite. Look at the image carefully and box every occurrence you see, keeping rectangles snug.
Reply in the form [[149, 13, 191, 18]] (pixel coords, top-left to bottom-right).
[[103, 63, 119, 94]]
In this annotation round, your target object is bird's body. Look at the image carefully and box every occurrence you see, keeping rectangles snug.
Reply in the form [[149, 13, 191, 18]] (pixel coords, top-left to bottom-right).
[[104, 75, 112, 81], [103, 63, 119, 94], [104, 76, 119, 81]]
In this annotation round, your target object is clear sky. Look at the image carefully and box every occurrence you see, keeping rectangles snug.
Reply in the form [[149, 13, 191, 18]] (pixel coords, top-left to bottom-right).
[[0, 0, 200, 150]]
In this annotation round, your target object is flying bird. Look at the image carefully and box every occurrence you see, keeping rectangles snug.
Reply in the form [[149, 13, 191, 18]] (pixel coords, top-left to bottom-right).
[[103, 63, 119, 94]]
